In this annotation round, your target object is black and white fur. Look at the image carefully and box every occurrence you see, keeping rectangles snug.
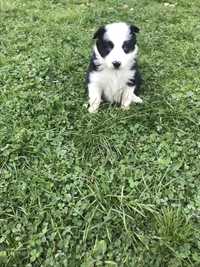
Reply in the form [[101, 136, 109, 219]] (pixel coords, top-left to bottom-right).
[[86, 22, 143, 113]]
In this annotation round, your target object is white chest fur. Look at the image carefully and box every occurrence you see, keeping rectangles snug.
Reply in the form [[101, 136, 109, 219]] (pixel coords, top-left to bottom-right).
[[90, 68, 134, 103]]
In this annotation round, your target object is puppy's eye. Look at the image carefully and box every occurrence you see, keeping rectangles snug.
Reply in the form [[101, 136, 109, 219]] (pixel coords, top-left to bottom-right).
[[104, 41, 114, 51], [122, 40, 134, 53]]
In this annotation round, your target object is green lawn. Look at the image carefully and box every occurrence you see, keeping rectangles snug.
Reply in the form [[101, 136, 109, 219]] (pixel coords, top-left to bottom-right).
[[1, 0, 200, 266]]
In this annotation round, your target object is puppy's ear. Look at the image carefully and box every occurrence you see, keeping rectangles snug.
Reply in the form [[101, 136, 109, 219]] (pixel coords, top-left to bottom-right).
[[130, 25, 140, 34], [93, 26, 106, 39]]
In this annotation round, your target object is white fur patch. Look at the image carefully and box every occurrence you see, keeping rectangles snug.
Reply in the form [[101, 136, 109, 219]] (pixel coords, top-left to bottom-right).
[[89, 65, 135, 104]]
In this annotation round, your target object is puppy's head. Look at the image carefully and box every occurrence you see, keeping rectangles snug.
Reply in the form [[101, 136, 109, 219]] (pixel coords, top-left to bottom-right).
[[93, 22, 139, 70]]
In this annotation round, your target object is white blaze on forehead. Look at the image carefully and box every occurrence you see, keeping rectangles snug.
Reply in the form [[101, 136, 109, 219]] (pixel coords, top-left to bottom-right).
[[104, 22, 130, 44]]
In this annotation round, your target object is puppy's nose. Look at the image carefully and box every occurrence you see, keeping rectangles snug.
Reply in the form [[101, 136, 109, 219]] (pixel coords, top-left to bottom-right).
[[112, 61, 121, 69]]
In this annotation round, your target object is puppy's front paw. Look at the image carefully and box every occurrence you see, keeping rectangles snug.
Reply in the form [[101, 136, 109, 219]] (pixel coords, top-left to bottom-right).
[[83, 103, 89, 108], [88, 105, 99, 113], [121, 105, 130, 111], [133, 95, 143, 104]]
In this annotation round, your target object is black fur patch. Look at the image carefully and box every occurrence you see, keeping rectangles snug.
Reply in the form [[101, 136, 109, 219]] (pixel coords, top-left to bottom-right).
[[96, 39, 114, 58], [122, 38, 136, 53], [93, 26, 114, 58], [93, 26, 106, 40], [86, 52, 101, 84], [122, 25, 139, 54], [127, 62, 142, 96], [130, 25, 140, 34]]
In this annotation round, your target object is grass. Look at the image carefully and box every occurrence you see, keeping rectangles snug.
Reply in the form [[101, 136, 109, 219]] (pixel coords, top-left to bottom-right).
[[1, 0, 200, 266]]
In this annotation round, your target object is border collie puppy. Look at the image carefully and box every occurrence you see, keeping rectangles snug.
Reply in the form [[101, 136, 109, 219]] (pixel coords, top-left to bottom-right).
[[86, 22, 143, 113]]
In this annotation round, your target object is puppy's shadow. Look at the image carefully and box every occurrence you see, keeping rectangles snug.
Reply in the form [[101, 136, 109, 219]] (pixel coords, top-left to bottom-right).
[[138, 59, 159, 98]]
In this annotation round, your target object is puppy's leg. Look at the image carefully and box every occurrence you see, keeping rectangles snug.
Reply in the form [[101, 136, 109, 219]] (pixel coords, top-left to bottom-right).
[[121, 87, 133, 110], [88, 83, 101, 113], [132, 93, 143, 104], [121, 86, 143, 110]]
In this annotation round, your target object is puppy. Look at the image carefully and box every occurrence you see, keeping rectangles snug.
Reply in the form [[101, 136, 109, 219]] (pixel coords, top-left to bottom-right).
[[86, 22, 143, 113]]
